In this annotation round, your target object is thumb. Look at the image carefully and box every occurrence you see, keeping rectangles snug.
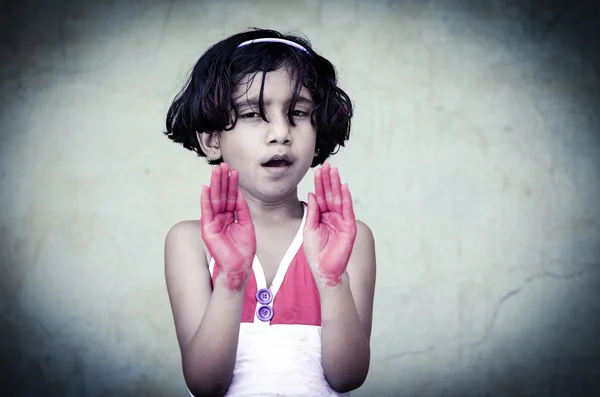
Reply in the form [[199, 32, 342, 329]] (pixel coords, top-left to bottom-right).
[[234, 189, 252, 226], [305, 193, 320, 231]]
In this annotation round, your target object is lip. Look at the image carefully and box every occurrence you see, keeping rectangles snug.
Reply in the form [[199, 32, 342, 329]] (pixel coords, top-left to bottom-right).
[[261, 153, 293, 175], [262, 164, 291, 175], [262, 154, 293, 165]]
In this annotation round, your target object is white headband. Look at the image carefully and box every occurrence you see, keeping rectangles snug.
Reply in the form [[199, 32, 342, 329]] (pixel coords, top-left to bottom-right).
[[236, 38, 310, 54]]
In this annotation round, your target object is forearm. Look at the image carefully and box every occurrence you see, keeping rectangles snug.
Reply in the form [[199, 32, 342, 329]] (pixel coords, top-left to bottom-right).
[[319, 273, 370, 393], [183, 271, 249, 397]]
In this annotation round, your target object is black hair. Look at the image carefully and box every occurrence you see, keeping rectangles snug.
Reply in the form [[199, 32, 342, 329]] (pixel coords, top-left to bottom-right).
[[164, 27, 353, 167]]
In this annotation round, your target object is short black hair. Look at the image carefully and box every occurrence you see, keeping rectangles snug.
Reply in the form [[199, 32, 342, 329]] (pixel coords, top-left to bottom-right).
[[164, 27, 353, 167]]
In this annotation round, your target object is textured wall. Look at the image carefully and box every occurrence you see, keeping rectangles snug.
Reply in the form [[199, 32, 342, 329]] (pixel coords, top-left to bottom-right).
[[1, 0, 599, 396]]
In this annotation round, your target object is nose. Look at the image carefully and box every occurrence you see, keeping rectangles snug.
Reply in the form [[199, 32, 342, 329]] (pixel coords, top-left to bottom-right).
[[265, 113, 292, 145]]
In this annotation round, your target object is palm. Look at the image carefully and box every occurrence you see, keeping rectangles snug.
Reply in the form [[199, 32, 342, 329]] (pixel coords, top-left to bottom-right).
[[204, 213, 255, 267], [305, 213, 353, 261], [201, 163, 256, 273], [304, 163, 357, 286]]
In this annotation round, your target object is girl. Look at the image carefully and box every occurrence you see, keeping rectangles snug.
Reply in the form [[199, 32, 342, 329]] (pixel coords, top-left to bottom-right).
[[163, 28, 376, 397]]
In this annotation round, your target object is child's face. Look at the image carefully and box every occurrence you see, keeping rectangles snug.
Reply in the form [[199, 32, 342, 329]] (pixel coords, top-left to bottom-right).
[[216, 68, 317, 202]]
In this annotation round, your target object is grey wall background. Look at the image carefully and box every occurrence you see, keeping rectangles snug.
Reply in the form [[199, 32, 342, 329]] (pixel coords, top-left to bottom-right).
[[1, 0, 599, 396]]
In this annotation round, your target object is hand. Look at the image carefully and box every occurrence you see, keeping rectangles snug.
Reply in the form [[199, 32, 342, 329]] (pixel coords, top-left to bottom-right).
[[201, 162, 256, 291], [303, 163, 357, 288]]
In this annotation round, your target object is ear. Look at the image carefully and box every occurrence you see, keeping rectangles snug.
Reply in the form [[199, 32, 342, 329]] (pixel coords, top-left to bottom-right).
[[196, 131, 222, 160]]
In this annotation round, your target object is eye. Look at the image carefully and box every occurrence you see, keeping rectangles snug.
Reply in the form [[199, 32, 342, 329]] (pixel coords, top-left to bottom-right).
[[240, 112, 259, 119], [290, 110, 307, 117]]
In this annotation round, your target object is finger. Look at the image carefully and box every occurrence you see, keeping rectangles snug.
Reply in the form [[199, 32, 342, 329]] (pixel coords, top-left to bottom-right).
[[200, 185, 213, 224], [234, 189, 253, 226], [314, 168, 328, 213], [226, 169, 238, 213], [305, 192, 320, 231], [341, 183, 355, 221], [220, 162, 229, 213], [209, 166, 221, 214], [330, 167, 342, 213], [321, 163, 333, 211]]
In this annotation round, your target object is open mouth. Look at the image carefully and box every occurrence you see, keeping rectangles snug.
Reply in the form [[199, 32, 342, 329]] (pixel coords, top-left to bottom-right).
[[262, 154, 293, 168], [263, 159, 291, 168]]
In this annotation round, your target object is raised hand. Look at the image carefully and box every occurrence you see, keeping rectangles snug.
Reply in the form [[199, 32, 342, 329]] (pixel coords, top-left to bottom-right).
[[303, 163, 357, 288], [201, 162, 256, 291]]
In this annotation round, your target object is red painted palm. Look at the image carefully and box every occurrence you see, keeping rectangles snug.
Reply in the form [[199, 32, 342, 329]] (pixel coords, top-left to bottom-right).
[[303, 163, 357, 287], [200, 163, 256, 291]]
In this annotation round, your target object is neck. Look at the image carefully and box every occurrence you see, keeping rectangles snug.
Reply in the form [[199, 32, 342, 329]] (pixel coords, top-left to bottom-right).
[[239, 187, 304, 226]]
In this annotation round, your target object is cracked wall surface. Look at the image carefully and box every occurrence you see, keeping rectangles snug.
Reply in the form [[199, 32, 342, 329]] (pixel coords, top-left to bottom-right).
[[1, 0, 599, 396]]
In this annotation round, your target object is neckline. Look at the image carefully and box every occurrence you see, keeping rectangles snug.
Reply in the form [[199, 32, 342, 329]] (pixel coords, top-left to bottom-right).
[[252, 202, 306, 297], [208, 202, 307, 300]]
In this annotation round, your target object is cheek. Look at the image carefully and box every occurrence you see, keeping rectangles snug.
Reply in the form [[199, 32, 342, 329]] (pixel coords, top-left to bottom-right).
[[220, 136, 253, 165], [307, 131, 318, 158], [294, 134, 318, 171], [298, 126, 317, 150]]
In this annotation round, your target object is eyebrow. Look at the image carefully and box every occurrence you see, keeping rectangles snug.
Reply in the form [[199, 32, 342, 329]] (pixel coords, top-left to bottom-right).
[[235, 95, 313, 108]]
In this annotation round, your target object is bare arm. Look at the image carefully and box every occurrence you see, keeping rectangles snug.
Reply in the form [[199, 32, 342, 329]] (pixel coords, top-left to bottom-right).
[[319, 220, 376, 393], [164, 221, 249, 397]]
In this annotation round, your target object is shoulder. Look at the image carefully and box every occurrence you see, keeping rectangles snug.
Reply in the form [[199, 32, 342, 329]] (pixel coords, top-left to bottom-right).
[[166, 219, 202, 237], [164, 220, 209, 265], [355, 220, 374, 243], [353, 220, 375, 254], [345, 220, 376, 273], [165, 219, 202, 246]]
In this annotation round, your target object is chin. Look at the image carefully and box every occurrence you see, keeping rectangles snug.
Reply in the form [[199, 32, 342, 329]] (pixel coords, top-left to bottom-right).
[[255, 185, 299, 203]]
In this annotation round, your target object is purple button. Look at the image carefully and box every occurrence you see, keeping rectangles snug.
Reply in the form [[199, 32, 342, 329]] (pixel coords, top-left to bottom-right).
[[256, 305, 273, 322], [256, 288, 273, 304]]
